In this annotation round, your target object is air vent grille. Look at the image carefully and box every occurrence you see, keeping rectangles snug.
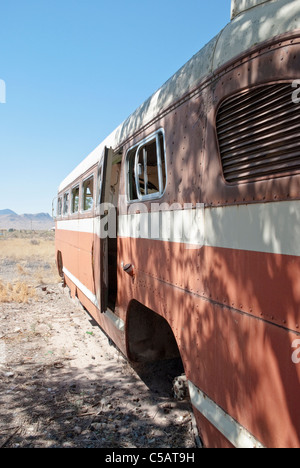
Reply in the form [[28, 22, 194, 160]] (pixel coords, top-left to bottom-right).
[[216, 84, 300, 183]]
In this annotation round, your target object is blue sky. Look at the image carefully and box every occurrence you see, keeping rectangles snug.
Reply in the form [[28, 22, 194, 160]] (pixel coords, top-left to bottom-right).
[[0, 0, 230, 215]]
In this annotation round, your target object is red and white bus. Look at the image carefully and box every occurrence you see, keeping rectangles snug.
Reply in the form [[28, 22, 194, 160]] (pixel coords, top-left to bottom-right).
[[55, 0, 300, 448]]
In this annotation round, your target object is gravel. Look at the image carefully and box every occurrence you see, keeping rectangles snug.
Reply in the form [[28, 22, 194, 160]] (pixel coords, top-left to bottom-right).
[[0, 283, 198, 449]]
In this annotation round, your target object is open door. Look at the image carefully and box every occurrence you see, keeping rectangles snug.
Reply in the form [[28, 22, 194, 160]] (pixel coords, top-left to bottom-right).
[[93, 147, 116, 313]]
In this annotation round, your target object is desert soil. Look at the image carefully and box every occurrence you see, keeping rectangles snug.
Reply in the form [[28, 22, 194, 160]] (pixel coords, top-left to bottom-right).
[[0, 233, 198, 449]]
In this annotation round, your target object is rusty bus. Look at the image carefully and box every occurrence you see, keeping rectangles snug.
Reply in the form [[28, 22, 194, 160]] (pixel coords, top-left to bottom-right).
[[55, 0, 300, 448]]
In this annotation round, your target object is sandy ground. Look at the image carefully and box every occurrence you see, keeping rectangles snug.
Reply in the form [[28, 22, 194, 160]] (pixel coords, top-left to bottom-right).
[[0, 275, 198, 448]]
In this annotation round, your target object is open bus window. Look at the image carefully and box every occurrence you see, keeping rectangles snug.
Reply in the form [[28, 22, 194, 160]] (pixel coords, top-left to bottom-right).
[[63, 192, 70, 216], [71, 185, 80, 214], [127, 130, 166, 202], [82, 175, 94, 211]]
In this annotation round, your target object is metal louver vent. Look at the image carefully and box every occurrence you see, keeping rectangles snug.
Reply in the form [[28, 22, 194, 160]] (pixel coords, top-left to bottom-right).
[[216, 83, 300, 183]]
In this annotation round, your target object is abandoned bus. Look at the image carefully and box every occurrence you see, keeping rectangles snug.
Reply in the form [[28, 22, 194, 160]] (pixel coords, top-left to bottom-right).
[[55, 0, 300, 448]]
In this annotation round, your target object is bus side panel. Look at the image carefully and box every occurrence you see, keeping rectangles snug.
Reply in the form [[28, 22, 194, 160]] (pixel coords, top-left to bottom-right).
[[77, 230, 95, 296], [193, 410, 235, 449], [56, 225, 127, 356], [129, 237, 300, 332], [55, 226, 79, 290], [193, 301, 300, 448], [127, 237, 300, 448]]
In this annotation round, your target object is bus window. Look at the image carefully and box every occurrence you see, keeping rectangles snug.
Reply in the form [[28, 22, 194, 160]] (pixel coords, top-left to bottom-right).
[[63, 192, 70, 216], [71, 185, 80, 213], [82, 175, 94, 211], [127, 130, 166, 201], [57, 197, 62, 217]]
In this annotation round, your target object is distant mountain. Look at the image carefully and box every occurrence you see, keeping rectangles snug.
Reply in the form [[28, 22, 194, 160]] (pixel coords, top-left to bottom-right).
[[0, 210, 54, 230], [0, 209, 17, 216]]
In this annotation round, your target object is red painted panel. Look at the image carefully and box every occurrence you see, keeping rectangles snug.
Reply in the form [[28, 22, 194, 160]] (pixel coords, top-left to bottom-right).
[[118, 237, 300, 447], [127, 237, 300, 332], [194, 409, 235, 449]]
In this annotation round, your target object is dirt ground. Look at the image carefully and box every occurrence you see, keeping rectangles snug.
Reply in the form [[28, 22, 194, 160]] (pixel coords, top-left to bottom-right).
[[0, 232, 199, 449]]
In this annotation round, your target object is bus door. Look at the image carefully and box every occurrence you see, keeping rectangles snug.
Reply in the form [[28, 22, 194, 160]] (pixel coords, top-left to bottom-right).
[[93, 146, 117, 313]]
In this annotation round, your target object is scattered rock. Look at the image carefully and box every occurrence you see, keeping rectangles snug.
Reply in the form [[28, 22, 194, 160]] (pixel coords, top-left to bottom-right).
[[90, 423, 103, 431], [73, 426, 82, 435]]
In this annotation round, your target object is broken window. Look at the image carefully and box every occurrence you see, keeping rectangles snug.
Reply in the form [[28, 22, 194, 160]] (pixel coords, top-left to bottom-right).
[[71, 185, 80, 213], [82, 175, 94, 211], [127, 130, 166, 201]]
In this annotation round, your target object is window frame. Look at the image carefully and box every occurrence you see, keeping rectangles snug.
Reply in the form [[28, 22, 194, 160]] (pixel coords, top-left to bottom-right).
[[82, 174, 94, 212], [96, 163, 103, 206], [71, 184, 80, 214], [126, 129, 167, 203], [57, 197, 62, 218], [63, 191, 70, 217]]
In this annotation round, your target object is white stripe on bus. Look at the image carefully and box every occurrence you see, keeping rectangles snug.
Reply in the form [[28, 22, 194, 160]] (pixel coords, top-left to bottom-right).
[[57, 200, 300, 257], [188, 381, 265, 448]]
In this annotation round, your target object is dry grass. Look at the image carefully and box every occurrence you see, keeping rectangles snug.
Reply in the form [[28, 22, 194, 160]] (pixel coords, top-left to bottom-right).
[[0, 237, 54, 262], [0, 231, 60, 303], [0, 280, 37, 303]]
